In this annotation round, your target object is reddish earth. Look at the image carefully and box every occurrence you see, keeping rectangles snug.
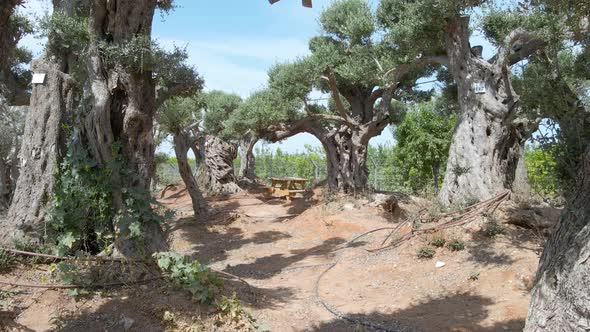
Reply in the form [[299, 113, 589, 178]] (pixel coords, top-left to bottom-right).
[[1, 185, 546, 331]]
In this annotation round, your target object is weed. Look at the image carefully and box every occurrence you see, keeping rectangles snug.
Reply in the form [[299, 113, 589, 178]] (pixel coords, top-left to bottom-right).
[[429, 235, 446, 248], [447, 238, 465, 251], [215, 293, 256, 330], [482, 220, 505, 238], [154, 251, 222, 304], [417, 246, 436, 259], [469, 272, 480, 281], [49, 307, 73, 330], [0, 249, 16, 273], [0, 290, 13, 310]]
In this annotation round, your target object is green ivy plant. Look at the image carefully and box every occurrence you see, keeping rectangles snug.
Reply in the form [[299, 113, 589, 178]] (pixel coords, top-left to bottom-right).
[[154, 252, 222, 304]]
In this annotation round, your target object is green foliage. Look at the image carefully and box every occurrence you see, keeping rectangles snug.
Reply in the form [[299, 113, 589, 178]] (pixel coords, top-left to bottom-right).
[[469, 272, 480, 281], [200, 90, 242, 136], [0, 249, 16, 273], [417, 246, 436, 259], [225, 88, 302, 138], [254, 145, 327, 186], [391, 101, 457, 192], [319, 0, 375, 44], [155, 45, 204, 101], [49, 142, 163, 256], [154, 252, 222, 304], [39, 10, 89, 57], [429, 235, 446, 248], [98, 35, 156, 73], [48, 145, 115, 256], [158, 97, 199, 134], [377, 0, 477, 57], [525, 146, 560, 201], [446, 238, 465, 251]]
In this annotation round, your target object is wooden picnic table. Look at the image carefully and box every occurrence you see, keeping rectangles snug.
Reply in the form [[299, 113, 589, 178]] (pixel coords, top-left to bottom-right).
[[266, 177, 308, 199]]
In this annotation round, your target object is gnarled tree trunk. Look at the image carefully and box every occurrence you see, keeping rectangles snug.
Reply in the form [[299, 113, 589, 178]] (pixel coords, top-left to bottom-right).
[[84, 0, 165, 257], [2, 58, 73, 244], [173, 131, 206, 217], [320, 126, 370, 193], [525, 145, 590, 331], [238, 132, 258, 180], [439, 16, 530, 206], [198, 135, 241, 194]]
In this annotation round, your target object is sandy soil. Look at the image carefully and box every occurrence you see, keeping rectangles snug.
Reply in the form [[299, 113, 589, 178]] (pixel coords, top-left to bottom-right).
[[1, 185, 546, 331]]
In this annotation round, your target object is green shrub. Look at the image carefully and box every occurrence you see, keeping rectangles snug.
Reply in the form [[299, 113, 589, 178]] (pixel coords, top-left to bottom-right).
[[154, 252, 222, 304], [429, 235, 446, 248], [417, 246, 436, 259], [482, 221, 505, 238], [447, 239, 465, 251]]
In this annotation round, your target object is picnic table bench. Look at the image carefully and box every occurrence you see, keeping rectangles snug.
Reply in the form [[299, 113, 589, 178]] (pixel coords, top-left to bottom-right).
[[265, 177, 308, 200]]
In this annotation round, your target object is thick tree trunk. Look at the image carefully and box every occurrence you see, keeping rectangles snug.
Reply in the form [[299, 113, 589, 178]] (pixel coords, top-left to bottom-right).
[[84, 0, 165, 257], [320, 126, 369, 193], [198, 135, 241, 194], [2, 58, 73, 244], [439, 16, 529, 206], [525, 145, 590, 331], [238, 132, 257, 180], [173, 132, 206, 217]]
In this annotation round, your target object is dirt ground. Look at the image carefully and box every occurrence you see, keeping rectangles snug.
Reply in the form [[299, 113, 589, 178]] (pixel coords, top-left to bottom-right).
[[1, 185, 549, 331]]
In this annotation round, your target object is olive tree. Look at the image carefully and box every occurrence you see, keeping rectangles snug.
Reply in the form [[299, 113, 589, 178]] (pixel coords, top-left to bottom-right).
[[378, 0, 548, 205], [197, 90, 243, 194], [250, 0, 432, 193], [157, 97, 206, 217]]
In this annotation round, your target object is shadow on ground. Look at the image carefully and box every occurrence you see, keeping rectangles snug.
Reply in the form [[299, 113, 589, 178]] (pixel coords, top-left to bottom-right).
[[309, 292, 525, 331]]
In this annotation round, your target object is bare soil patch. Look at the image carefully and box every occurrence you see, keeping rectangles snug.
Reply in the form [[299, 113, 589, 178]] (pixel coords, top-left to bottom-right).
[[1, 185, 555, 331]]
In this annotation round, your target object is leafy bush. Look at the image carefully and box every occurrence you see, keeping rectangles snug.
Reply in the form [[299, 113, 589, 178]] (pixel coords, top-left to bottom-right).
[[154, 252, 222, 304], [49, 143, 163, 256], [447, 239, 465, 251], [48, 145, 115, 256], [417, 246, 436, 259], [525, 146, 560, 201]]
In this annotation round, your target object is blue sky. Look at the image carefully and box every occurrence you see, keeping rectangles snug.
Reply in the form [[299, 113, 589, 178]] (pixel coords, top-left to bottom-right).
[[18, 0, 496, 155]]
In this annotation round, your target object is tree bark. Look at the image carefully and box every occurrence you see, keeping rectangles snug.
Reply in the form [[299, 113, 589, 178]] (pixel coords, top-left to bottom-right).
[[0, 157, 9, 209], [439, 16, 530, 206], [2, 58, 73, 245], [238, 132, 258, 180], [198, 135, 241, 194], [84, 0, 165, 257], [173, 132, 206, 217], [525, 145, 590, 331], [321, 127, 370, 193]]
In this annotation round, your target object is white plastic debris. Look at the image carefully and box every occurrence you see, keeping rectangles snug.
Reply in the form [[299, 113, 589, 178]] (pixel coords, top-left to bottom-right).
[[435, 261, 446, 268]]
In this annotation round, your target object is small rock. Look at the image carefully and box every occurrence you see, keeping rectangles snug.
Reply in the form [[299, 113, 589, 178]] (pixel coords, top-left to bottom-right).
[[119, 316, 135, 331], [343, 203, 355, 210], [435, 261, 446, 268]]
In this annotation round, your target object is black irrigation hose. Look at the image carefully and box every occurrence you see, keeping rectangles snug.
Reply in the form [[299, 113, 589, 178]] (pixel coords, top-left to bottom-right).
[[313, 259, 401, 332]]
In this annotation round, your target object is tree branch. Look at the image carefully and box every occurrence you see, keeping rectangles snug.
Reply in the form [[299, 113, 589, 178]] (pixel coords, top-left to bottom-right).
[[493, 28, 547, 66], [321, 68, 358, 126]]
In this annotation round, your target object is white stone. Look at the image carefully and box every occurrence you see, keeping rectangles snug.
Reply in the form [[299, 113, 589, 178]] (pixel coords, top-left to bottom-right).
[[435, 261, 446, 268]]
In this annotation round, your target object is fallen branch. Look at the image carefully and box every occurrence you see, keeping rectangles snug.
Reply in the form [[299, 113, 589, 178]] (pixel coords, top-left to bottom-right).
[[0, 277, 163, 290]]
